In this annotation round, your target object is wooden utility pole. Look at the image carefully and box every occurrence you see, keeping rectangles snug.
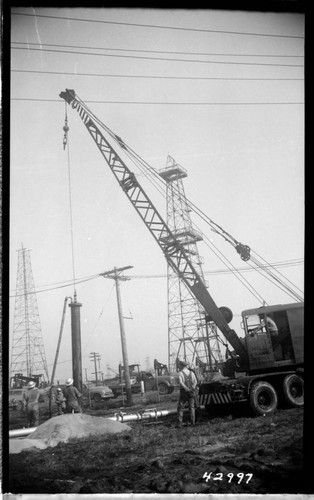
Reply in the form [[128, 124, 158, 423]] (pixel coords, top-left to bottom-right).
[[100, 266, 133, 406], [90, 352, 101, 385]]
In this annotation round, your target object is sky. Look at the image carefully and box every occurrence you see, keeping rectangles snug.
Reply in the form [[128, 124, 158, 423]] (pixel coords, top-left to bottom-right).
[[9, 7, 304, 384]]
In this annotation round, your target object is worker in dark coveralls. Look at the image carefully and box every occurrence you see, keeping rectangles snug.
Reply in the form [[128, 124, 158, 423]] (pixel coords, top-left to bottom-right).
[[63, 377, 82, 413], [23, 381, 40, 427], [177, 360, 198, 428], [55, 387, 66, 415]]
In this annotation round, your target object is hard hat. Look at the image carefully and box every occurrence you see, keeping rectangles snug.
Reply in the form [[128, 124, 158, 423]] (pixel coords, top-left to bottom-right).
[[57, 387, 62, 392], [178, 360, 188, 367], [66, 377, 73, 386], [27, 381, 36, 389]]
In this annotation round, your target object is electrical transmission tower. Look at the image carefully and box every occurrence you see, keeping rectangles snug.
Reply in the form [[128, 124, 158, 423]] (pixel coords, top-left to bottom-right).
[[159, 156, 223, 373], [10, 245, 49, 383]]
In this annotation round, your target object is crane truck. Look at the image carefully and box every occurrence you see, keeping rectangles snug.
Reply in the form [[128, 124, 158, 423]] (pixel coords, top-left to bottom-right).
[[60, 89, 304, 417]]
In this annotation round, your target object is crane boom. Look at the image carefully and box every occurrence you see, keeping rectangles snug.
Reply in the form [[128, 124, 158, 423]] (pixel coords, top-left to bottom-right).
[[60, 89, 249, 367]]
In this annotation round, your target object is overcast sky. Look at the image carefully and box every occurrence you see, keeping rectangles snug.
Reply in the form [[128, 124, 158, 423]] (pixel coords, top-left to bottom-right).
[[9, 7, 304, 383]]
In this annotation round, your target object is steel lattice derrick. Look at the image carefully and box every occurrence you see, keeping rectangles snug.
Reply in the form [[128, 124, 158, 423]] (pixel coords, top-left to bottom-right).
[[10, 246, 49, 383], [161, 156, 223, 373]]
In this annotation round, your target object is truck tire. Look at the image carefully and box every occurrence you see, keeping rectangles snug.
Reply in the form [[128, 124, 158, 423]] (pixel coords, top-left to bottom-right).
[[158, 383, 169, 395], [249, 381, 278, 416], [282, 374, 304, 407]]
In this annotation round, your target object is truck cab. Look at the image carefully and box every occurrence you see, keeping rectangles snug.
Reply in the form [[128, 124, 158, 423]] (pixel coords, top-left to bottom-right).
[[242, 302, 304, 373]]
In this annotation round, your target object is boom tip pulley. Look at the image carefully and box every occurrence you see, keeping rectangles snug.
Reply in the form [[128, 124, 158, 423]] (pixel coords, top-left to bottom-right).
[[235, 243, 251, 261]]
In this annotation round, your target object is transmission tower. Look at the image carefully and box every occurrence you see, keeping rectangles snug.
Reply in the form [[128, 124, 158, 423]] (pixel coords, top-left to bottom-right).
[[10, 245, 49, 383], [159, 156, 223, 373]]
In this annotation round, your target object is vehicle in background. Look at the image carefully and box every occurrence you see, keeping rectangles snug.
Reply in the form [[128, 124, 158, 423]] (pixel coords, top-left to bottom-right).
[[82, 383, 114, 403], [10, 373, 47, 389], [106, 363, 178, 397]]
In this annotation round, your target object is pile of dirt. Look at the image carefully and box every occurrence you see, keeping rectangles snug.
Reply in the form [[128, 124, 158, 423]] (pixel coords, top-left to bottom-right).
[[9, 414, 131, 454], [9, 438, 49, 454]]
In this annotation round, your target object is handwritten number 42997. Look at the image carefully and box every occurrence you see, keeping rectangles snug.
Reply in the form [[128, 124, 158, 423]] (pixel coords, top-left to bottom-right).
[[203, 472, 253, 484]]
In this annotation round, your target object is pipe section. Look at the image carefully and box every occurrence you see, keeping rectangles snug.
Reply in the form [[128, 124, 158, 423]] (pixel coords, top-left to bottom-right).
[[9, 408, 178, 438]]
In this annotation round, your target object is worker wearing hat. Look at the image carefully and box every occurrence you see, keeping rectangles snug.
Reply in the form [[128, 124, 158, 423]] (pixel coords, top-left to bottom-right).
[[62, 378, 82, 413], [22, 381, 40, 428], [176, 360, 198, 428], [55, 387, 66, 415]]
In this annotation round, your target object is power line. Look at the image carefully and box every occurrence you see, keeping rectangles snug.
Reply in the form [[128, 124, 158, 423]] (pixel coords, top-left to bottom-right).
[[11, 41, 304, 58], [11, 47, 304, 67], [9, 274, 100, 298], [11, 98, 304, 105], [9, 258, 303, 295], [11, 12, 304, 39], [11, 69, 304, 81]]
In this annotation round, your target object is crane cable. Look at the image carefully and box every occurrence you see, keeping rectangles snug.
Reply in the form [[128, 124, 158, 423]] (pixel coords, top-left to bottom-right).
[[118, 136, 303, 302], [73, 93, 303, 302], [124, 145, 303, 302], [63, 103, 77, 299]]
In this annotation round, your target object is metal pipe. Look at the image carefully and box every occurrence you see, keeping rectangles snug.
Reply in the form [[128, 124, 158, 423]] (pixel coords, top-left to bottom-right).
[[107, 408, 177, 423], [9, 409, 178, 438], [9, 427, 37, 438], [69, 298, 83, 393]]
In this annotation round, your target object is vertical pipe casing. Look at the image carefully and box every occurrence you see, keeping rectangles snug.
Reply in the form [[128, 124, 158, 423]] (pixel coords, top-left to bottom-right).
[[69, 300, 83, 393], [115, 270, 133, 406]]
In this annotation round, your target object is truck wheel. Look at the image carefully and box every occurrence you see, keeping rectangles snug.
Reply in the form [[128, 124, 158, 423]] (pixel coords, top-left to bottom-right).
[[250, 381, 278, 416], [282, 374, 304, 407], [158, 383, 168, 395], [93, 393, 102, 403]]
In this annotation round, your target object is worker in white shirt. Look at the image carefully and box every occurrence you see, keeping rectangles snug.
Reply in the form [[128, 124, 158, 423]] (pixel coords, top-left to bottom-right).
[[177, 360, 198, 427]]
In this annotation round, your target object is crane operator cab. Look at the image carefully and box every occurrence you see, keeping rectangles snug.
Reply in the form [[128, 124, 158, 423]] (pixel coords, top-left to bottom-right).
[[241, 302, 303, 372]]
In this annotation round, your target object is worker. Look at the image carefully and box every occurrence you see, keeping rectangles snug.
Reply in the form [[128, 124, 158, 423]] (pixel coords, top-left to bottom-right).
[[62, 377, 83, 413], [176, 360, 198, 428], [55, 387, 66, 415], [265, 316, 279, 339], [23, 381, 40, 428]]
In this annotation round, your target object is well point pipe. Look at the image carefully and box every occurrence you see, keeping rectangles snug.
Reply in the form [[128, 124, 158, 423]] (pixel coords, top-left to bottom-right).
[[9, 427, 37, 438], [9, 409, 179, 438]]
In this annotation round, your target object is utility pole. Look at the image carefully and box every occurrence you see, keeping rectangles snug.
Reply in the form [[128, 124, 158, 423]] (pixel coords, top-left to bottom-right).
[[100, 265, 133, 406], [90, 352, 101, 385]]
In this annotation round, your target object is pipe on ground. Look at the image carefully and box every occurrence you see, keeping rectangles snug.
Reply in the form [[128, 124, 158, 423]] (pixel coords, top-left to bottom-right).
[[9, 408, 178, 438]]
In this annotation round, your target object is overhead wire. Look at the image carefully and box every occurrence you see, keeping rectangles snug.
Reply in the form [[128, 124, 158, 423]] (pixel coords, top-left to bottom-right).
[[11, 69, 304, 81], [11, 46, 304, 67], [11, 12, 305, 39], [9, 274, 100, 298], [8, 258, 302, 296], [11, 41, 304, 58], [11, 98, 304, 105]]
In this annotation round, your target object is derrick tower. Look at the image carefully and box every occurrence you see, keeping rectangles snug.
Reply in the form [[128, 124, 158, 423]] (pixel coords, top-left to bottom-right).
[[10, 245, 49, 383], [159, 156, 223, 373]]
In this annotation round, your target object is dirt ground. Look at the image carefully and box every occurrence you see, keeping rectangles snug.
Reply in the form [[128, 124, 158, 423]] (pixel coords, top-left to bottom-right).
[[7, 390, 309, 495]]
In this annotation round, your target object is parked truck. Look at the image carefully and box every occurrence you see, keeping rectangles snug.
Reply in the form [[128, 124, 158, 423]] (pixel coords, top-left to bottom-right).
[[60, 88, 304, 417], [106, 364, 178, 397]]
